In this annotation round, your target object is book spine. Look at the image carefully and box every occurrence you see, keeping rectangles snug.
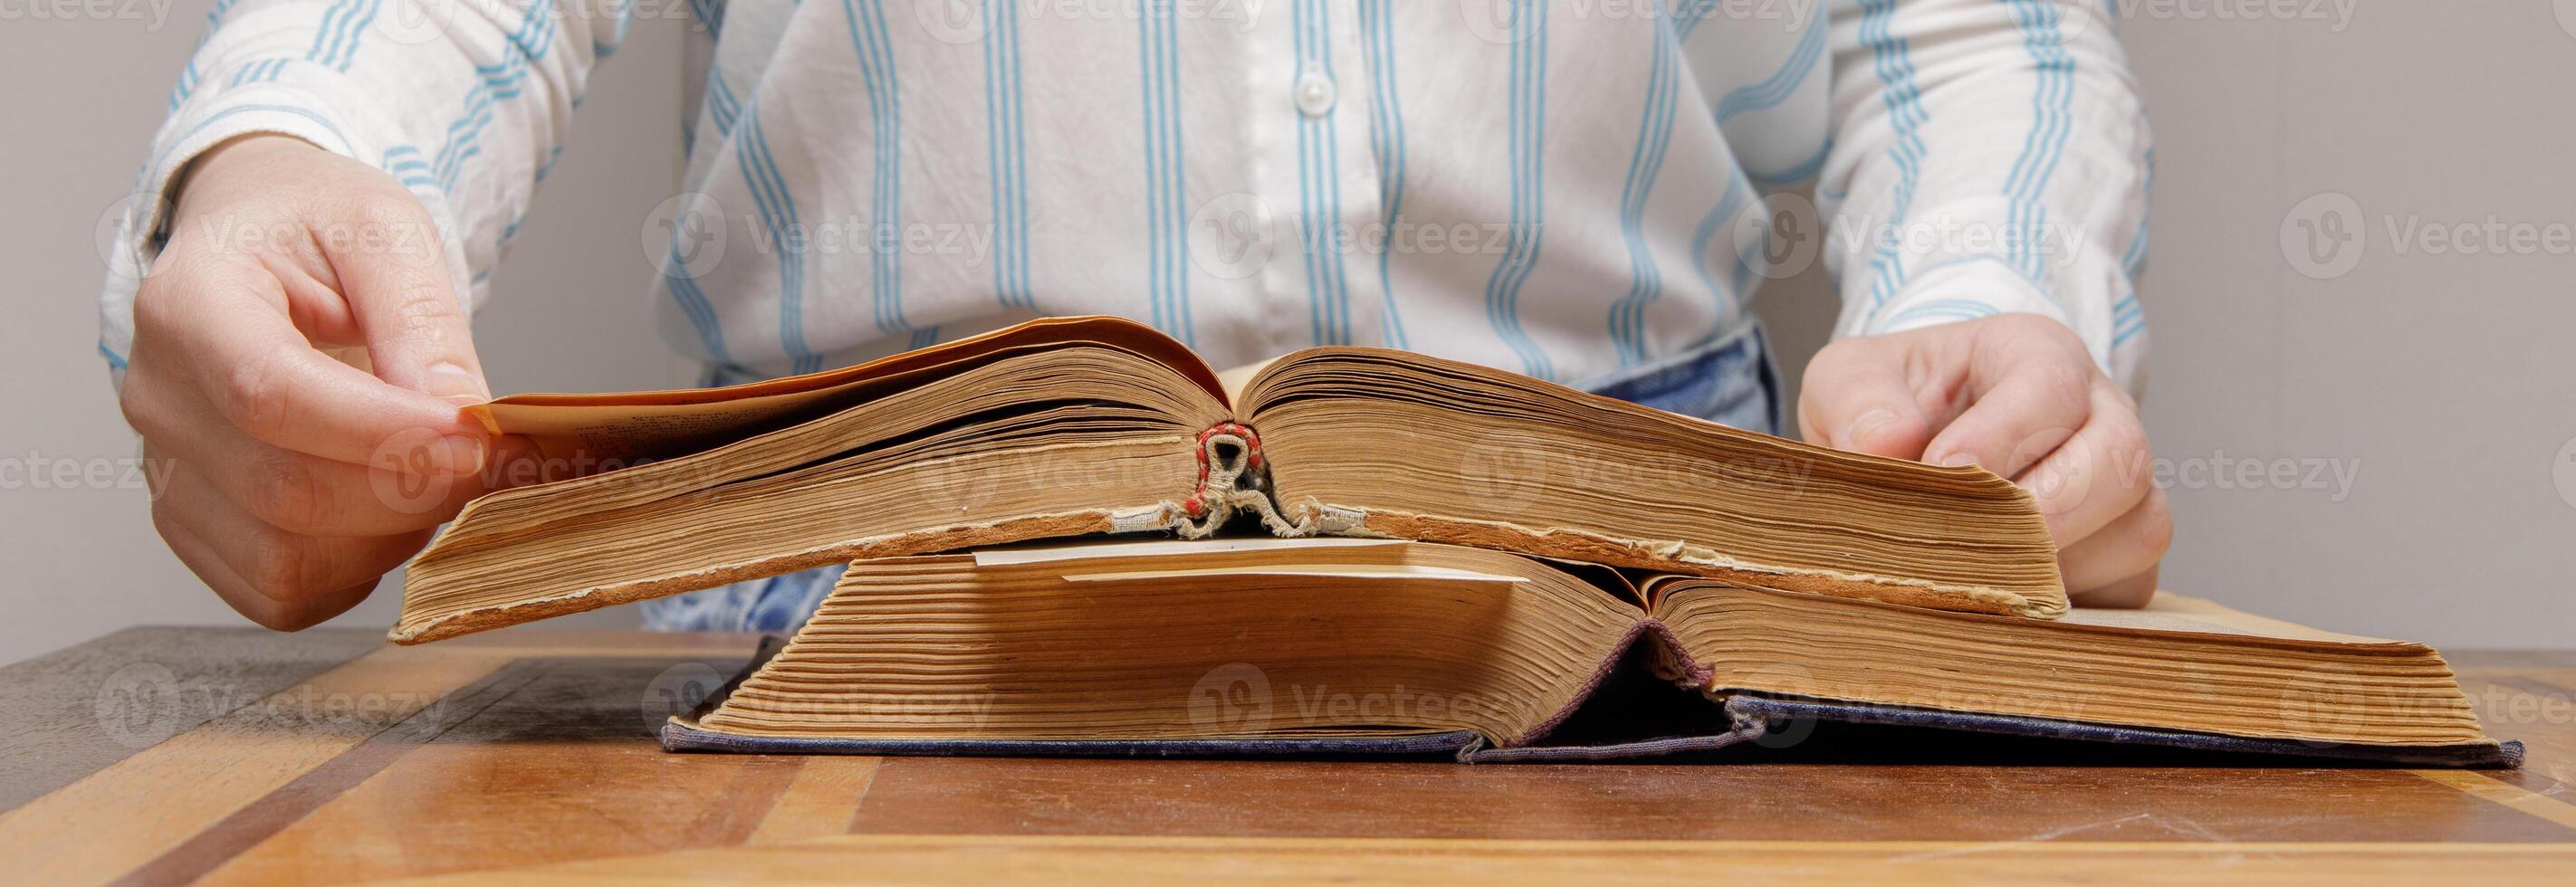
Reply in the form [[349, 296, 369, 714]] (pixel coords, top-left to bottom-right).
[[1174, 423, 1368, 539]]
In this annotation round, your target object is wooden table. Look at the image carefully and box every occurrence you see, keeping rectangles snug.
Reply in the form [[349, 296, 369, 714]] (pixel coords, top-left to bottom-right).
[[2, 627, 2571, 884]]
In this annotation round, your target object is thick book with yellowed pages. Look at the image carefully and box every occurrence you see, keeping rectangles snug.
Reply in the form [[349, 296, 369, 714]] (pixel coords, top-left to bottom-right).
[[662, 538, 2517, 768], [394, 316, 2063, 644]]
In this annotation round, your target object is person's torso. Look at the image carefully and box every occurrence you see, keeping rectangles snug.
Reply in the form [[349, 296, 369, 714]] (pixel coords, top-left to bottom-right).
[[656, 0, 1830, 386]]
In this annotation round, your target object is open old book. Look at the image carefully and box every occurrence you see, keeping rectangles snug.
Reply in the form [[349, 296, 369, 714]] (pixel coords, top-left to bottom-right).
[[663, 538, 2518, 767], [393, 316, 2513, 766], [396, 316, 2063, 643]]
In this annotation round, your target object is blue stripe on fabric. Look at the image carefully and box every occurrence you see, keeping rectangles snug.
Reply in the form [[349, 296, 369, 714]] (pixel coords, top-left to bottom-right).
[[1878, 298, 2002, 329], [1689, 171, 1748, 323], [2112, 292, 2147, 346], [595, 0, 636, 57], [1748, 136, 1831, 186], [1481, 0, 1555, 380], [908, 327, 941, 349], [742, 106, 823, 374], [1159, 0, 1193, 345], [381, 145, 436, 187], [1135, 3, 1168, 337], [1290, 2, 1326, 346], [1136, 0, 1192, 346], [333, 0, 388, 71], [842, 0, 910, 344], [169, 0, 239, 108], [664, 242, 733, 363], [705, 69, 741, 135], [1607, 0, 1681, 367], [1292, 0, 1353, 346], [1858, 0, 1929, 311], [981, 0, 1034, 311], [98, 342, 128, 371], [1359, 0, 1409, 349], [1136, 3, 1164, 336], [1673, 0, 1720, 38], [1002, 0, 1031, 313], [168, 62, 197, 110], [2122, 148, 2155, 278], [2002, 0, 2074, 284], [1711, 8, 1824, 123], [308, 0, 381, 71], [306, 0, 356, 66], [429, 2, 559, 192]]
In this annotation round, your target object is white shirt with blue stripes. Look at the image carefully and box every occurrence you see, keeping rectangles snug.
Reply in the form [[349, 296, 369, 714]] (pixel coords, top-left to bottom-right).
[[101, 0, 2150, 392]]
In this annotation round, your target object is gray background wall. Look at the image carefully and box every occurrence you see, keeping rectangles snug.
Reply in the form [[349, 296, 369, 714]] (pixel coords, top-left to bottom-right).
[[3, 3, 2570, 663]]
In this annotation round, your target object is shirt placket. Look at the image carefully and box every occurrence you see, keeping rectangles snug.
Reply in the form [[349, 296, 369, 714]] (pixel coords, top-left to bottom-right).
[[1246, 0, 1384, 354]]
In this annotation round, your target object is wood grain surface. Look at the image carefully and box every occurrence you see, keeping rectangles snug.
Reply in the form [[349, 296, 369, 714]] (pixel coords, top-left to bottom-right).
[[2, 626, 2570, 885]]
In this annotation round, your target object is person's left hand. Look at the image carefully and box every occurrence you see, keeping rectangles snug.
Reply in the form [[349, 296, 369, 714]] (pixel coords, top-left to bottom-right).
[[1796, 313, 2169, 606]]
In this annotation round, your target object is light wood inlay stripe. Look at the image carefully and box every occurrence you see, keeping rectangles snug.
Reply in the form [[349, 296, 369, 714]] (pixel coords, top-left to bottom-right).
[[2416, 769, 2576, 833], [391, 835, 2576, 885], [749, 758, 884, 844]]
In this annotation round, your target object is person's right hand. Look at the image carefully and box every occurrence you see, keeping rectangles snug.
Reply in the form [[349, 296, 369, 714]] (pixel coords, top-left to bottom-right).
[[118, 134, 525, 630]]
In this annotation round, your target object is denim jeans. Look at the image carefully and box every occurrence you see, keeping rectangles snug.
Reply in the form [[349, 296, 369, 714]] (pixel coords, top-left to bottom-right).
[[640, 321, 1783, 633]]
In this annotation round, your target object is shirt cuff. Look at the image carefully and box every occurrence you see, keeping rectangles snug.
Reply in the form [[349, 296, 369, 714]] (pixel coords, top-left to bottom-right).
[[1850, 255, 2114, 377]]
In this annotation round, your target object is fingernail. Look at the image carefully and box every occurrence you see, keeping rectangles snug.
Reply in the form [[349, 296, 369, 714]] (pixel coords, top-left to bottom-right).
[[426, 361, 490, 406], [1937, 452, 1980, 469], [434, 434, 488, 476], [1844, 408, 1897, 447]]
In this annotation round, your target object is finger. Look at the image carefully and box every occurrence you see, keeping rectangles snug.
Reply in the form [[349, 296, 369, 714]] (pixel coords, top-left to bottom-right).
[[146, 253, 485, 473], [128, 377, 492, 536], [2071, 565, 2160, 610], [1797, 339, 1935, 459], [321, 190, 492, 405], [155, 464, 434, 603], [1920, 355, 2092, 478], [2059, 486, 2173, 593], [2013, 381, 2155, 544], [152, 491, 383, 630]]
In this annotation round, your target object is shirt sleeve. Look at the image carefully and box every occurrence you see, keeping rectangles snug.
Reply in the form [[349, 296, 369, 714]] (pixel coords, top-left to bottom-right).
[[98, 0, 633, 385], [1815, 0, 2152, 393]]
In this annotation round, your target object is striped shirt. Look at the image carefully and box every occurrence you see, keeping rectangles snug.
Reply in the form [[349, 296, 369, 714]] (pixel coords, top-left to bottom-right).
[[101, 0, 2150, 391]]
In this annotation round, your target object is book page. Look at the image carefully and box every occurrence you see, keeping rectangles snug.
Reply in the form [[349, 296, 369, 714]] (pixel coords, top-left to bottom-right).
[[471, 316, 1223, 469], [972, 536, 1403, 567], [2057, 592, 2399, 645]]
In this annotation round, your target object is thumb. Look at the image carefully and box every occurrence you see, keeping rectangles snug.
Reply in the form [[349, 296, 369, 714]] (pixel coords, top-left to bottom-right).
[[1796, 338, 1934, 460], [330, 194, 491, 407]]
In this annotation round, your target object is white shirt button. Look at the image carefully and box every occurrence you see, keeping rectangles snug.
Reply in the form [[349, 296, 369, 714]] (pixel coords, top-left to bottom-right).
[[1295, 68, 1336, 118]]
